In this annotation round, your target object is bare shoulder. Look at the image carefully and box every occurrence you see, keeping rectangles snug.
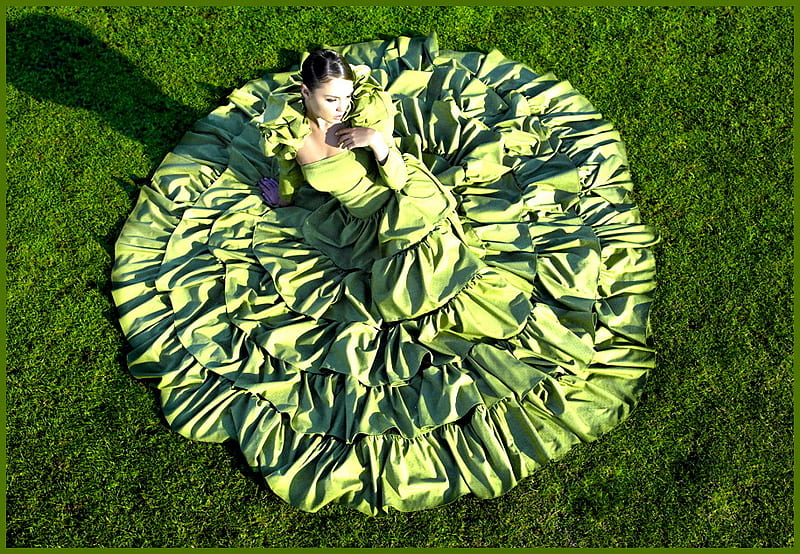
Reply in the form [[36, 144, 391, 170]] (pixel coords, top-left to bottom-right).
[[296, 122, 348, 166]]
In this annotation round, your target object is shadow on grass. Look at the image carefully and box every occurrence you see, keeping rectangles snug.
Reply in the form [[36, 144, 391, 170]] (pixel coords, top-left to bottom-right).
[[7, 13, 280, 496], [6, 13, 206, 169], [8, 14, 193, 259]]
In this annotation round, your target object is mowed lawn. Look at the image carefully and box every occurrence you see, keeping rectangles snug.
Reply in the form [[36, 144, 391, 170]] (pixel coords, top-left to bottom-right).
[[4, 5, 793, 547]]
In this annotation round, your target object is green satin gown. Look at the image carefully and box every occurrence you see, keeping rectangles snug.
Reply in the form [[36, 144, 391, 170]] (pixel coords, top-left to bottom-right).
[[112, 34, 657, 515]]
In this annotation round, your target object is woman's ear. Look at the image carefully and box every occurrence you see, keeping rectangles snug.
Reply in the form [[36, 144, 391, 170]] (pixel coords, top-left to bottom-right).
[[300, 84, 309, 98]]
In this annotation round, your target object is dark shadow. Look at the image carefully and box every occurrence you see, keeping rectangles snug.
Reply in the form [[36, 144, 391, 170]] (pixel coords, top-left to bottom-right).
[[221, 439, 269, 488], [221, 439, 286, 507], [276, 47, 302, 71], [6, 13, 241, 265], [6, 13, 206, 169]]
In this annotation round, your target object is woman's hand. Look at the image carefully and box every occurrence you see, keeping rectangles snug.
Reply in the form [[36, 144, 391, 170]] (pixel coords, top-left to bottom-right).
[[335, 126, 390, 163], [257, 177, 290, 207], [335, 126, 378, 149]]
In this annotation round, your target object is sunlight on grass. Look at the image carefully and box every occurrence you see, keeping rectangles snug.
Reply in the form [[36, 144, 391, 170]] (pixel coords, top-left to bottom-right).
[[5, 5, 792, 547]]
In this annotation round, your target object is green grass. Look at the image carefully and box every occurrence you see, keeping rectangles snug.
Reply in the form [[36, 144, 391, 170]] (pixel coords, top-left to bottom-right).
[[4, 5, 793, 548]]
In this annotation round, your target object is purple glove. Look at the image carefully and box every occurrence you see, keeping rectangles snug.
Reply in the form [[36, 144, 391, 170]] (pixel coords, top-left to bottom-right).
[[257, 177, 290, 207]]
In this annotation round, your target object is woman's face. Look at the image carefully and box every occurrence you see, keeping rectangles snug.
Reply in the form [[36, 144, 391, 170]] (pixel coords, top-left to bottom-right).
[[302, 77, 354, 125]]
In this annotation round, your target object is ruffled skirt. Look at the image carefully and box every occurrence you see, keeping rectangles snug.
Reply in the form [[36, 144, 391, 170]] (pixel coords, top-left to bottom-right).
[[112, 34, 657, 515]]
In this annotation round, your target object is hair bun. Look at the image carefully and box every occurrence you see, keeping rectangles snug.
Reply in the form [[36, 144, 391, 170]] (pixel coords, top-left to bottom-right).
[[301, 49, 354, 90]]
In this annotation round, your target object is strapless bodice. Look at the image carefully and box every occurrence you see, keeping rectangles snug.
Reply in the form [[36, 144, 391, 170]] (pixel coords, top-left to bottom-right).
[[300, 149, 392, 218]]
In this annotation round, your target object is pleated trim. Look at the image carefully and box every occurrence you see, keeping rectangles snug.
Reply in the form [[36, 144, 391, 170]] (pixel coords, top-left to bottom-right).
[[112, 33, 657, 514]]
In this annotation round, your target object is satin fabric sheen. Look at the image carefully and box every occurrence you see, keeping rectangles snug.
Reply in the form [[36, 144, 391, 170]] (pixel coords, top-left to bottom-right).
[[112, 34, 657, 514]]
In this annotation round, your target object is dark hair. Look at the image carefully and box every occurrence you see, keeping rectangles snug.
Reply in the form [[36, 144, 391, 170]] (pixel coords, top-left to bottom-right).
[[301, 49, 354, 90]]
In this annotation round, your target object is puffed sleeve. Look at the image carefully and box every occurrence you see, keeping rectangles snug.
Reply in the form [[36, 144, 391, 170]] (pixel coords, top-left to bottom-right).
[[347, 66, 408, 191], [256, 90, 311, 203], [277, 154, 303, 202]]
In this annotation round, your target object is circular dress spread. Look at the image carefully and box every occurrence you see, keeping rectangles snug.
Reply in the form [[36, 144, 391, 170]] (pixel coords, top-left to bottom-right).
[[112, 34, 657, 515]]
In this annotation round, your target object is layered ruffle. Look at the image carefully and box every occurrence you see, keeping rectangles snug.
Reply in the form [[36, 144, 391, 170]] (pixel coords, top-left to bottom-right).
[[112, 33, 657, 515]]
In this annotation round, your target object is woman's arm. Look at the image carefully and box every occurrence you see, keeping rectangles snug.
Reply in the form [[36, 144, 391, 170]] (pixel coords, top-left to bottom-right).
[[335, 119, 408, 190], [258, 121, 303, 205], [278, 156, 303, 202], [373, 122, 408, 191]]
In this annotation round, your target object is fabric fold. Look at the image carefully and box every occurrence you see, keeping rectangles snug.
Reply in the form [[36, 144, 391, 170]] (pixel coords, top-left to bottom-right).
[[112, 33, 657, 515]]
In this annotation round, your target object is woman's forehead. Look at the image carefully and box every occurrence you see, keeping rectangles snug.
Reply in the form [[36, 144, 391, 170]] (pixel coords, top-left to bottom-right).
[[315, 77, 354, 97]]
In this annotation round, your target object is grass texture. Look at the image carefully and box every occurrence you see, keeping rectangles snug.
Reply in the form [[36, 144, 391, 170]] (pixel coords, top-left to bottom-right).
[[4, 5, 793, 548]]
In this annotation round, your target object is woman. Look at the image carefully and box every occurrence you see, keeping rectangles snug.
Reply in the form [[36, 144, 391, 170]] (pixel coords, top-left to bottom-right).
[[254, 48, 531, 344], [262, 49, 395, 198], [112, 35, 657, 515]]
